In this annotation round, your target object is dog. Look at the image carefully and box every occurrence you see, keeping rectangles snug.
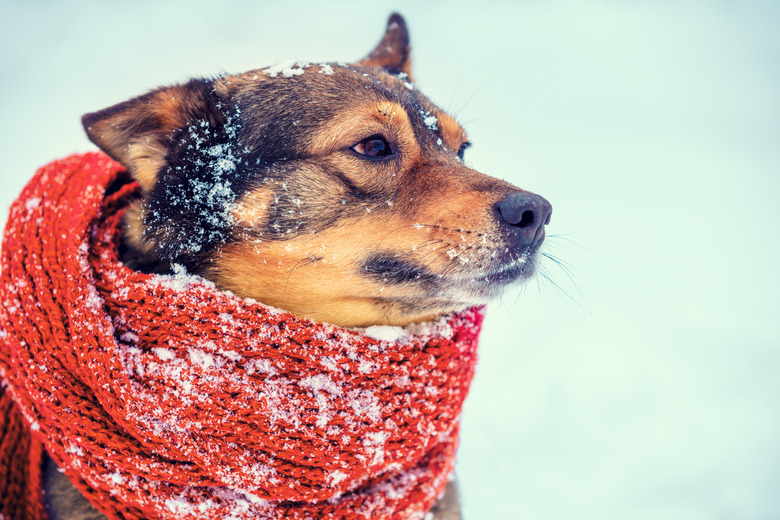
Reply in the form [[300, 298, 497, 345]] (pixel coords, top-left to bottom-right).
[[43, 13, 551, 520]]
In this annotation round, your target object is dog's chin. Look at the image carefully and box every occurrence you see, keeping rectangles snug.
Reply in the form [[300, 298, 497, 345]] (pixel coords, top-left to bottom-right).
[[443, 249, 541, 304], [386, 252, 542, 325]]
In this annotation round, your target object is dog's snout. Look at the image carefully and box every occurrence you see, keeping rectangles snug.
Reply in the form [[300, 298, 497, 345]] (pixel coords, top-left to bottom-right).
[[495, 191, 552, 248]]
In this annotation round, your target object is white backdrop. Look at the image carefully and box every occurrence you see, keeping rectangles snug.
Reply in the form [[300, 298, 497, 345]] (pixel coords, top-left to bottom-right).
[[2, 1, 779, 518]]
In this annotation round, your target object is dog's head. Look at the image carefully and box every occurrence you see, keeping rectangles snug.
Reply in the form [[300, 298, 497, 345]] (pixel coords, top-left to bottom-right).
[[83, 14, 551, 327]]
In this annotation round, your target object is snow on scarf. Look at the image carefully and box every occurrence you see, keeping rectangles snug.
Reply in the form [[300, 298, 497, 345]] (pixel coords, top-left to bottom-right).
[[0, 153, 484, 520]]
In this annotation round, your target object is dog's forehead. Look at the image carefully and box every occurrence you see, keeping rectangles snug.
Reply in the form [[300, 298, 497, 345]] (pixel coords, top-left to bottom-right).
[[218, 63, 462, 142]]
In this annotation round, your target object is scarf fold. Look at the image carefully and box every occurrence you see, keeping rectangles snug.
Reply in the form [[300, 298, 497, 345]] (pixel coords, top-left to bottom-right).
[[0, 153, 484, 520]]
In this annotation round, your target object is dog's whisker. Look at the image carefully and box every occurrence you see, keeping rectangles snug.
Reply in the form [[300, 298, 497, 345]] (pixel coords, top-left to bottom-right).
[[541, 250, 578, 271], [535, 270, 544, 295], [547, 230, 587, 241], [542, 252, 582, 296], [510, 281, 527, 308], [375, 223, 466, 250], [452, 80, 493, 122], [447, 78, 466, 120], [537, 268, 590, 314], [412, 239, 445, 252], [281, 256, 319, 308], [544, 233, 588, 254], [442, 205, 461, 219], [459, 116, 498, 128], [375, 224, 426, 247], [415, 242, 462, 266]]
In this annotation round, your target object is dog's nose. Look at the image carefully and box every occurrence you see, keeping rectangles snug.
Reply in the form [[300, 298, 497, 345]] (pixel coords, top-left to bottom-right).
[[495, 191, 552, 249]]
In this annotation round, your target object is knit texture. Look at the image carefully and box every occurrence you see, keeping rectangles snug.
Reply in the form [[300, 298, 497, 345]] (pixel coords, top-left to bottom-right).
[[0, 153, 484, 520]]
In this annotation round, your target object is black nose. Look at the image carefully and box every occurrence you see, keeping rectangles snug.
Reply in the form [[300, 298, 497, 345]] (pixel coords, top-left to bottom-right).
[[495, 191, 552, 249]]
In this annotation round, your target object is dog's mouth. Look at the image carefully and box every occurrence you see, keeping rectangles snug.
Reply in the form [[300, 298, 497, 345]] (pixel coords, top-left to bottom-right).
[[361, 239, 543, 308], [460, 248, 540, 296], [364, 188, 552, 310]]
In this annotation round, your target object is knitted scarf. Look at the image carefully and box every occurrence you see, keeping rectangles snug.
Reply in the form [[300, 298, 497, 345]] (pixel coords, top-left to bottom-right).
[[0, 153, 484, 520]]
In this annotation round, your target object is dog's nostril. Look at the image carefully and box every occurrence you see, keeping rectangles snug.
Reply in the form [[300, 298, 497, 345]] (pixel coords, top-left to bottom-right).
[[495, 191, 552, 249], [517, 210, 535, 229]]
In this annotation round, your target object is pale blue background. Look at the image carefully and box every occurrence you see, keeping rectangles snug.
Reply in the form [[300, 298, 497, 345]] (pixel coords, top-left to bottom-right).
[[2, 1, 779, 518]]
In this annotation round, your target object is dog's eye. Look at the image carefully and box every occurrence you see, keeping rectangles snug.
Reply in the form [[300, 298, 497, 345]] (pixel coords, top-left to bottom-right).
[[457, 142, 471, 161], [351, 136, 394, 159]]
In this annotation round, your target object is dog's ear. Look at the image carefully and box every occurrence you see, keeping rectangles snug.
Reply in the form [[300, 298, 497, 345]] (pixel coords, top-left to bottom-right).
[[82, 79, 220, 192], [357, 13, 412, 78]]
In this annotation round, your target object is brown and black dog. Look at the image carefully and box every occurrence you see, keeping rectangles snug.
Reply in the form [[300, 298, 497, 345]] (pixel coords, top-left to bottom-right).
[[45, 13, 551, 520]]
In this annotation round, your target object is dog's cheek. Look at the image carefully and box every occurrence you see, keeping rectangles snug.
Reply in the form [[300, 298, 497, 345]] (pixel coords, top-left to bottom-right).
[[122, 142, 168, 193], [122, 202, 157, 258], [231, 189, 273, 229]]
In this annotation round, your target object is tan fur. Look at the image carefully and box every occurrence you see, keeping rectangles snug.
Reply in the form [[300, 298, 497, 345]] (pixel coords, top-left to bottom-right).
[[121, 142, 167, 193], [122, 203, 156, 257], [230, 189, 272, 227], [437, 111, 468, 148], [209, 161, 510, 327], [306, 100, 421, 157]]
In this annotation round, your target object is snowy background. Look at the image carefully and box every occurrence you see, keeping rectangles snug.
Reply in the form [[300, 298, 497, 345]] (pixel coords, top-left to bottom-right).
[[2, 1, 779, 519]]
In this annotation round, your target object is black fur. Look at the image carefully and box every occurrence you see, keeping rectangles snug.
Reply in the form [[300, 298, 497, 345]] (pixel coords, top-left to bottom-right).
[[362, 253, 438, 286]]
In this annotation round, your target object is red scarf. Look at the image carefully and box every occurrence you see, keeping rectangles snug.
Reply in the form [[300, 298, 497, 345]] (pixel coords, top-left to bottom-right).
[[0, 153, 484, 520]]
